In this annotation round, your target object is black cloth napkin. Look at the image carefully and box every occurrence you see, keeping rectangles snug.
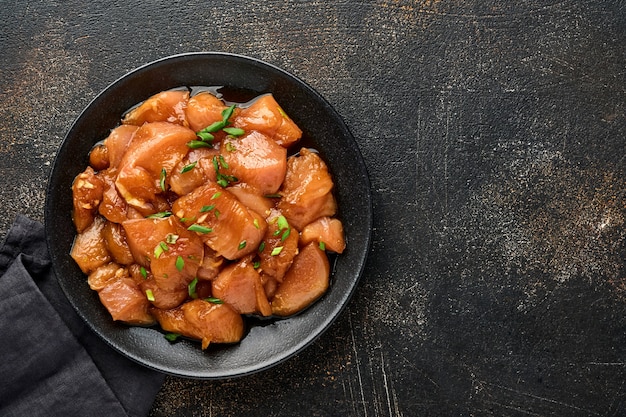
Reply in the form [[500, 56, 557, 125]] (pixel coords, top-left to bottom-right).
[[0, 215, 165, 417]]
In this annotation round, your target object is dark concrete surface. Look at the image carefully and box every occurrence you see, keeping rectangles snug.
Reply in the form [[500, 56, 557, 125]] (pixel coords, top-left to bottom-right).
[[1, 1, 625, 416]]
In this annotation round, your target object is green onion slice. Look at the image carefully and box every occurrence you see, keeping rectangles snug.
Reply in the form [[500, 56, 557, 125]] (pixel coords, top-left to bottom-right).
[[175, 256, 185, 272], [221, 104, 236, 122], [223, 127, 245, 136], [165, 233, 179, 244], [277, 215, 289, 230], [197, 131, 214, 142], [159, 168, 166, 192], [154, 242, 168, 259], [187, 140, 212, 149], [146, 211, 171, 219], [187, 224, 213, 234], [205, 120, 226, 133], [188, 277, 198, 299], [181, 161, 197, 174], [164, 333, 180, 342]]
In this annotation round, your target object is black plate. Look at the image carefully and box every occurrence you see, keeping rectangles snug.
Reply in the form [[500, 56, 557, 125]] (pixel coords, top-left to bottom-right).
[[45, 52, 372, 379]]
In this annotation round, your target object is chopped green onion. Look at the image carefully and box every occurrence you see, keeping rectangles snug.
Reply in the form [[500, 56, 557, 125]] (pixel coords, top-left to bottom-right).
[[205, 120, 226, 132], [181, 161, 197, 173], [277, 215, 289, 230], [159, 168, 167, 192], [258, 241, 266, 252], [253, 261, 260, 269], [319, 241, 326, 251], [179, 216, 196, 223], [145, 289, 155, 302], [238, 240, 247, 250], [281, 228, 291, 242], [214, 209, 221, 219], [187, 224, 213, 234], [154, 242, 168, 259], [225, 142, 237, 152], [221, 104, 236, 122], [211, 192, 222, 200], [216, 173, 237, 187], [146, 211, 171, 219], [223, 127, 245, 136], [140, 266, 148, 279], [200, 204, 215, 212], [253, 219, 260, 229], [164, 333, 180, 342], [197, 130, 214, 142], [212, 155, 220, 171], [219, 155, 229, 169], [205, 297, 224, 304], [165, 234, 179, 244], [187, 140, 212, 149], [175, 256, 185, 272], [271, 246, 284, 256], [188, 277, 198, 299]]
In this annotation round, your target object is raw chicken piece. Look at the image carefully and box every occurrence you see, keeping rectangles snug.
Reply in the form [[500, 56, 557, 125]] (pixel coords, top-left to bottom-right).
[[122, 216, 204, 293], [139, 278, 188, 310], [105, 125, 139, 169], [115, 122, 196, 211], [98, 277, 155, 325], [169, 147, 219, 196], [212, 257, 272, 316], [102, 221, 134, 265], [300, 216, 346, 254], [122, 89, 189, 126], [220, 131, 287, 195], [89, 144, 109, 171], [72, 166, 104, 233], [152, 299, 244, 349], [227, 183, 274, 217], [233, 94, 302, 147], [87, 262, 127, 291], [271, 242, 330, 317], [71, 216, 110, 274], [277, 148, 337, 231], [98, 168, 131, 224], [184, 91, 231, 132]]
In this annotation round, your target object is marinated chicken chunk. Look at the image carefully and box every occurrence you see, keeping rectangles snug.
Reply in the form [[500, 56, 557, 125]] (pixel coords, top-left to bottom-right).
[[152, 300, 244, 349], [277, 148, 337, 231]]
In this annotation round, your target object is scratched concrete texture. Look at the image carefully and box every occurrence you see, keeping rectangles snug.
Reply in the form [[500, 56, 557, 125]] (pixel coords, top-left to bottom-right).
[[1, 0, 625, 416]]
